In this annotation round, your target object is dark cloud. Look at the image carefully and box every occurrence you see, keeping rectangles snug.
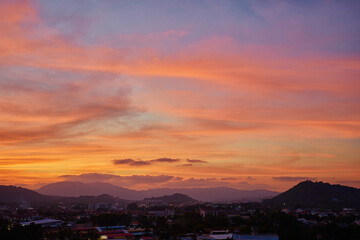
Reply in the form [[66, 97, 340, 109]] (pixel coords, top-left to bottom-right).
[[113, 157, 179, 166], [113, 159, 133, 164], [272, 176, 317, 182], [187, 159, 208, 164], [113, 159, 150, 166], [247, 176, 256, 181], [150, 157, 179, 163], [179, 164, 193, 167]]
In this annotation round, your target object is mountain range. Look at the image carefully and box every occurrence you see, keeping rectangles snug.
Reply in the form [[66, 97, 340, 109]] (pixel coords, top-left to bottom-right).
[[36, 181, 278, 202], [263, 180, 360, 208], [1, 181, 360, 208]]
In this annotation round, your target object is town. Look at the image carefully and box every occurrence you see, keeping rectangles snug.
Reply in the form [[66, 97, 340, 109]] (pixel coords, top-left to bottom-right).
[[1, 195, 360, 240]]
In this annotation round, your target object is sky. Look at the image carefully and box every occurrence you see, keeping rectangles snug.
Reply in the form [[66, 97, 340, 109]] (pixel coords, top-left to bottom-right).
[[0, 0, 359, 191]]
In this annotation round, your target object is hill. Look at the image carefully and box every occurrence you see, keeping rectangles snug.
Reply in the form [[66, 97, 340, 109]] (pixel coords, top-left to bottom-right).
[[37, 181, 279, 202], [143, 193, 197, 204], [0, 185, 50, 204], [264, 180, 360, 208]]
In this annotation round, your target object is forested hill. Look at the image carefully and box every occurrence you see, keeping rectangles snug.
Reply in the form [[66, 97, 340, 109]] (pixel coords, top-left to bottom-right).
[[0, 185, 50, 203], [264, 181, 360, 208]]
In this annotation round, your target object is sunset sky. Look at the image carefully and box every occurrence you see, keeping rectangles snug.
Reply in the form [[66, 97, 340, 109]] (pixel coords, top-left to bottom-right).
[[1, 0, 359, 191]]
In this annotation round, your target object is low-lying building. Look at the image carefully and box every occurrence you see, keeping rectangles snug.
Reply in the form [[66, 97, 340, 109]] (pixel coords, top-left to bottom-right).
[[20, 218, 63, 227]]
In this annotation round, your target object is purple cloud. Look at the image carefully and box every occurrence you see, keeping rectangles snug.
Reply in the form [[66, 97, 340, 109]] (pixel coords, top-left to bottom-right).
[[113, 159, 151, 166], [150, 157, 179, 163], [113, 157, 180, 166]]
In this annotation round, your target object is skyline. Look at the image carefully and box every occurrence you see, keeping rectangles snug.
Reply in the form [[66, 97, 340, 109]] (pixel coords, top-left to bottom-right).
[[0, 0, 359, 191]]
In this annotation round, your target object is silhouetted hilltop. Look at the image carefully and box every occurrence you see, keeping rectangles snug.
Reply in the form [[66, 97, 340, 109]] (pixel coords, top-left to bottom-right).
[[0, 185, 50, 203], [144, 193, 197, 204], [264, 180, 360, 208]]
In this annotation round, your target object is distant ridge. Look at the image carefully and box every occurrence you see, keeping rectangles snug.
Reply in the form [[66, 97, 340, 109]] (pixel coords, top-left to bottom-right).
[[264, 180, 360, 208], [37, 181, 139, 199], [0, 185, 129, 204], [37, 181, 279, 202], [144, 193, 197, 204]]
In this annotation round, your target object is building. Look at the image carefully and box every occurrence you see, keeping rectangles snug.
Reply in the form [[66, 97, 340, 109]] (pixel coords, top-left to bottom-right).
[[20, 218, 63, 227], [198, 230, 233, 240], [233, 234, 279, 240]]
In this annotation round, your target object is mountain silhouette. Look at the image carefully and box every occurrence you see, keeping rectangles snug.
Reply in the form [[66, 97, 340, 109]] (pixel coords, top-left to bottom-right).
[[264, 180, 360, 208], [0, 185, 50, 203]]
